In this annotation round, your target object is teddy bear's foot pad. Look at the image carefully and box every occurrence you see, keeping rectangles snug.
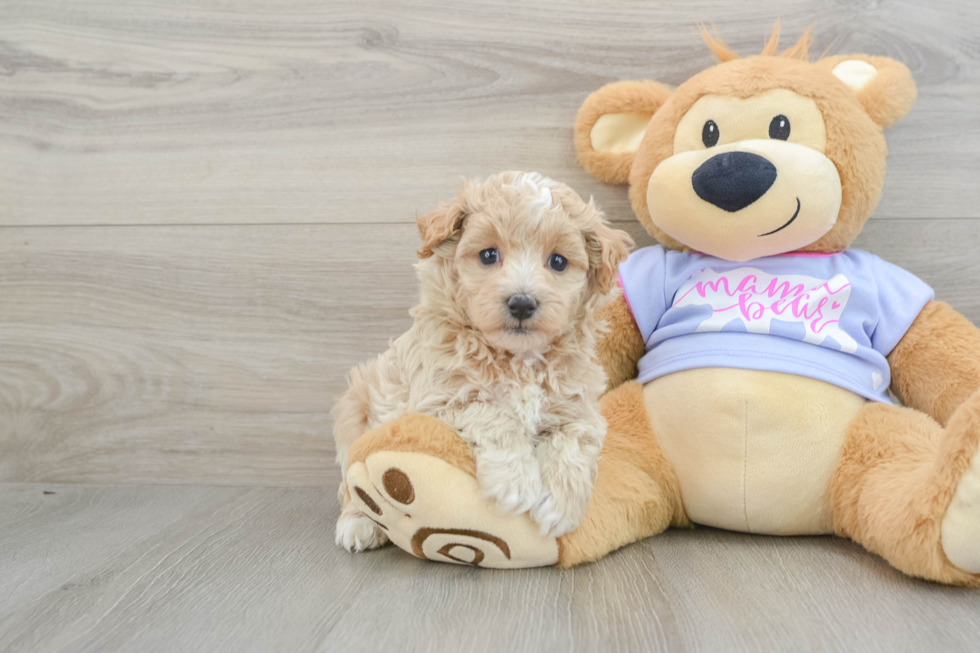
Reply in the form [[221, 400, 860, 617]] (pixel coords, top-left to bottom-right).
[[942, 447, 980, 573], [346, 450, 559, 568]]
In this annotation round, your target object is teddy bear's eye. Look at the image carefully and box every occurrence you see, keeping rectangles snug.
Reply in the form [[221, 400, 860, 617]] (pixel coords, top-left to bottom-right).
[[769, 115, 791, 140], [479, 248, 499, 265], [702, 120, 720, 147]]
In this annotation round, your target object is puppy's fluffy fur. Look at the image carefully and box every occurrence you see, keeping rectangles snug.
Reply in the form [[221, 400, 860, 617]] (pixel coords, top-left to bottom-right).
[[333, 171, 633, 551]]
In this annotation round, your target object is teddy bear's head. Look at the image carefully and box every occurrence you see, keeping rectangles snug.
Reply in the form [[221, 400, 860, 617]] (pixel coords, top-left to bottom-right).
[[574, 24, 917, 261]]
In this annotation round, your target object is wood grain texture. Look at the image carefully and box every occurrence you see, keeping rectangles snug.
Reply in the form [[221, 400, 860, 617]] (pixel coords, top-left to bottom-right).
[[0, 0, 977, 227], [0, 483, 978, 653], [1, 0, 978, 487], [2, 219, 980, 486], [0, 223, 420, 486]]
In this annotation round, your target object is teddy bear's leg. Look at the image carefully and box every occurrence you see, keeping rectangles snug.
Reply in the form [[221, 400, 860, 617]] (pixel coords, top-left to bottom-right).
[[340, 381, 686, 568], [831, 389, 980, 586], [557, 381, 688, 567]]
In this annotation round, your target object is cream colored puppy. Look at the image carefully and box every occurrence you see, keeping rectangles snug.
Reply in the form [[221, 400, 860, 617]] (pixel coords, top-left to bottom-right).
[[333, 171, 632, 551]]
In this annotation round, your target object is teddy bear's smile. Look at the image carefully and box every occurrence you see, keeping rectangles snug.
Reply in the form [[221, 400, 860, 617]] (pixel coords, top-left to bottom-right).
[[758, 197, 801, 237]]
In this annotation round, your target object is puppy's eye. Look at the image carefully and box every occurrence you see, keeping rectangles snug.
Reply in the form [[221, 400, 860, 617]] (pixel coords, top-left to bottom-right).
[[479, 248, 499, 265], [769, 115, 791, 140], [702, 120, 719, 147], [547, 253, 568, 272]]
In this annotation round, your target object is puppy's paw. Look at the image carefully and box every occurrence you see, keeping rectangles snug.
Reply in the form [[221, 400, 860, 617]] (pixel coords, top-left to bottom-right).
[[475, 448, 543, 515], [335, 509, 389, 552], [530, 489, 588, 538], [532, 444, 596, 537]]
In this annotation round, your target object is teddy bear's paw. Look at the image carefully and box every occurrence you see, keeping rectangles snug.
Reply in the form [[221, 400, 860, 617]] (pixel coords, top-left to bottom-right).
[[345, 449, 558, 568], [335, 505, 390, 552], [474, 448, 544, 515], [942, 446, 980, 573]]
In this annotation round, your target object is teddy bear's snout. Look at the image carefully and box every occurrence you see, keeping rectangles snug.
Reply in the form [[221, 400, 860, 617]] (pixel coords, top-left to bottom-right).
[[692, 151, 777, 213]]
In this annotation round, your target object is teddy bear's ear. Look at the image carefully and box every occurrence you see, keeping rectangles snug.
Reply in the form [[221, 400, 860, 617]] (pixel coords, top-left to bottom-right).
[[819, 55, 917, 129], [575, 80, 673, 184]]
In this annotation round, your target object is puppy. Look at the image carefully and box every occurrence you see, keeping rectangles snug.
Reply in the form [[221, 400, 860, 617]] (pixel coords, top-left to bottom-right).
[[333, 171, 633, 551]]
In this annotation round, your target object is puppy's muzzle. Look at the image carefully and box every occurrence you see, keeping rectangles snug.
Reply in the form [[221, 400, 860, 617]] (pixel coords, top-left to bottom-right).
[[692, 151, 777, 212], [506, 294, 537, 321]]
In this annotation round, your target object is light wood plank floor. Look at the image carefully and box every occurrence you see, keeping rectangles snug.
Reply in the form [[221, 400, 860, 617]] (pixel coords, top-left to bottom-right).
[[2, 1, 980, 650], [3, 483, 980, 653]]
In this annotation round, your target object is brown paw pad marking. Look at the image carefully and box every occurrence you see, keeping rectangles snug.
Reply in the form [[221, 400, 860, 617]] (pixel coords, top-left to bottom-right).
[[354, 486, 382, 516], [411, 528, 510, 567], [382, 467, 415, 505], [437, 544, 484, 566]]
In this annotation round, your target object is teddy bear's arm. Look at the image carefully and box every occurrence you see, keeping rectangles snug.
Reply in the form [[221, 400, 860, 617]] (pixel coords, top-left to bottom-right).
[[596, 291, 646, 391], [888, 301, 980, 426]]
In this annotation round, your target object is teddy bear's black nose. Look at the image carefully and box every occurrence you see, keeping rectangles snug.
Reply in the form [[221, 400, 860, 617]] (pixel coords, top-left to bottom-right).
[[691, 152, 778, 212]]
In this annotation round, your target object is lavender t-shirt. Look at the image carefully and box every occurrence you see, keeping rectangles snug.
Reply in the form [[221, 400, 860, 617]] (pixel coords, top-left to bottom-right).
[[618, 246, 934, 403]]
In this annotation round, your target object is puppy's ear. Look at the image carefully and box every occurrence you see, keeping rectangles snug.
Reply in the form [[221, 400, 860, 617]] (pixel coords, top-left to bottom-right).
[[416, 202, 467, 259], [585, 219, 634, 295], [575, 80, 672, 184], [818, 55, 917, 129]]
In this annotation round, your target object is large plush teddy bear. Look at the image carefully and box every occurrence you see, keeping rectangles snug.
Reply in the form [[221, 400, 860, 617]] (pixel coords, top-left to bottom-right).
[[338, 25, 980, 585]]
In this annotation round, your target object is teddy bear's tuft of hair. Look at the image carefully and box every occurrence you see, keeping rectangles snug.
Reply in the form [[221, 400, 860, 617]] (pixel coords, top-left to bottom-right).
[[699, 20, 814, 63]]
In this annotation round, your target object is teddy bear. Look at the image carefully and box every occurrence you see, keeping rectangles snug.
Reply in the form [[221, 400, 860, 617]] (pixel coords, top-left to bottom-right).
[[337, 24, 980, 586]]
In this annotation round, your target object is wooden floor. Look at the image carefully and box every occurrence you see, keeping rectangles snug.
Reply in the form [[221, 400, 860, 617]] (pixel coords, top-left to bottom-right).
[[1, 0, 979, 650], [3, 483, 980, 653]]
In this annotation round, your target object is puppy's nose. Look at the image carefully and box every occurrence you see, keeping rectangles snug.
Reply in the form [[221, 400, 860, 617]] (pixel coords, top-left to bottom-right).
[[507, 294, 537, 321], [692, 151, 777, 212]]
